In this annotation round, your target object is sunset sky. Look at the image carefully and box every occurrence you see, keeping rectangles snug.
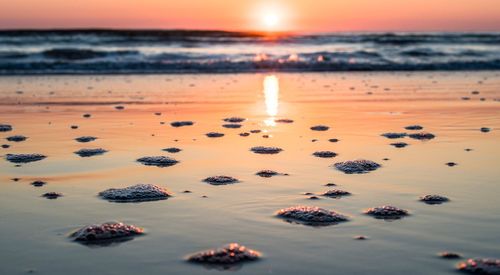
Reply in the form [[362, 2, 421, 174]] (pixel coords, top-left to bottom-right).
[[1, 0, 499, 32]]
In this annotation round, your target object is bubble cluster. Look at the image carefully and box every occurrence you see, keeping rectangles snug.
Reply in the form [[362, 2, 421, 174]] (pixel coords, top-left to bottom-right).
[[313, 151, 337, 158], [222, 124, 242, 129], [203, 176, 239, 185], [322, 189, 351, 198], [310, 125, 329, 131], [6, 135, 27, 142], [334, 159, 381, 174], [0, 124, 13, 132], [74, 148, 107, 157], [457, 258, 500, 274], [364, 205, 409, 219], [171, 121, 194, 127], [381, 133, 407, 139], [99, 184, 172, 202], [250, 146, 283, 154], [408, 132, 436, 140], [75, 136, 97, 143], [419, 195, 449, 205], [223, 117, 246, 123], [275, 119, 294, 123], [42, 192, 63, 199], [186, 243, 261, 265], [163, 147, 182, 153], [276, 205, 348, 226], [5, 153, 46, 163], [137, 156, 179, 167], [255, 170, 282, 177], [206, 132, 224, 138], [405, 125, 424, 130], [71, 222, 144, 244]]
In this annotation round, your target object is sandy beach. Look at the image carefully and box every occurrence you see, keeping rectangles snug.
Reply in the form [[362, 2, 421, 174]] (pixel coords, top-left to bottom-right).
[[0, 71, 499, 274]]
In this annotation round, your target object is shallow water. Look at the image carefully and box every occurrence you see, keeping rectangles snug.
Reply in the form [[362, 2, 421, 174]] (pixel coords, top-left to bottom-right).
[[0, 72, 499, 274]]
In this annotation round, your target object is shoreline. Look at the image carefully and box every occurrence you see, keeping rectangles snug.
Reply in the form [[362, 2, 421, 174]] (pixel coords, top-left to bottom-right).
[[1, 69, 500, 77]]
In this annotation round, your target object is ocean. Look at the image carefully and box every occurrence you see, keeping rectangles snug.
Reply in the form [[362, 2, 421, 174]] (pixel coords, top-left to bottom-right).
[[1, 30, 500, 74]]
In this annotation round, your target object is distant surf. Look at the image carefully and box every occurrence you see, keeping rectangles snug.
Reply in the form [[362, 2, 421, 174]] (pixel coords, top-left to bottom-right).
[[0, 30, 499, 74]]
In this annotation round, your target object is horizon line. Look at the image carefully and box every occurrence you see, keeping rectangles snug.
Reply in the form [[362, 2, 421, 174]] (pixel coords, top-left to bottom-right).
[[0, 27, 499, 35]]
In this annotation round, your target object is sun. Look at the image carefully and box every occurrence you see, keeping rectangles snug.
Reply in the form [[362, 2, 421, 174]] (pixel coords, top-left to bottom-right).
[[251, 3, 290, 32], [263, 13, 279, 29]]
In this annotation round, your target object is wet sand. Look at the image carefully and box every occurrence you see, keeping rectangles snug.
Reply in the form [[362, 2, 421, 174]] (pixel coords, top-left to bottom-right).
[[0, 72, 499, 274]]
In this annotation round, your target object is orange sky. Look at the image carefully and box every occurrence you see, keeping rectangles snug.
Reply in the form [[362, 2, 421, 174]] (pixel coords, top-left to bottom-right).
[[1, 0, 499, 32]]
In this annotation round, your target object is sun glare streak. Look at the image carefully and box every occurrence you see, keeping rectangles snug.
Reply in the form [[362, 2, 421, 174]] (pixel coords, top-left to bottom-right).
[[263, 75, 279, 126]]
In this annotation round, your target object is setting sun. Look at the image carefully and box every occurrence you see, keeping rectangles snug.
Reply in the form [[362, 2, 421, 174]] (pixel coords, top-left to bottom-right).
[[252, 2, 289, 31], [263, 13, 279, 29]]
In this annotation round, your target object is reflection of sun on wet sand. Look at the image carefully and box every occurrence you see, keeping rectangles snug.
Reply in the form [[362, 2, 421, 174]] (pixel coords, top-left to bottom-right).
[[263, 75, 279, 126], [0, 72, 499, 274]]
